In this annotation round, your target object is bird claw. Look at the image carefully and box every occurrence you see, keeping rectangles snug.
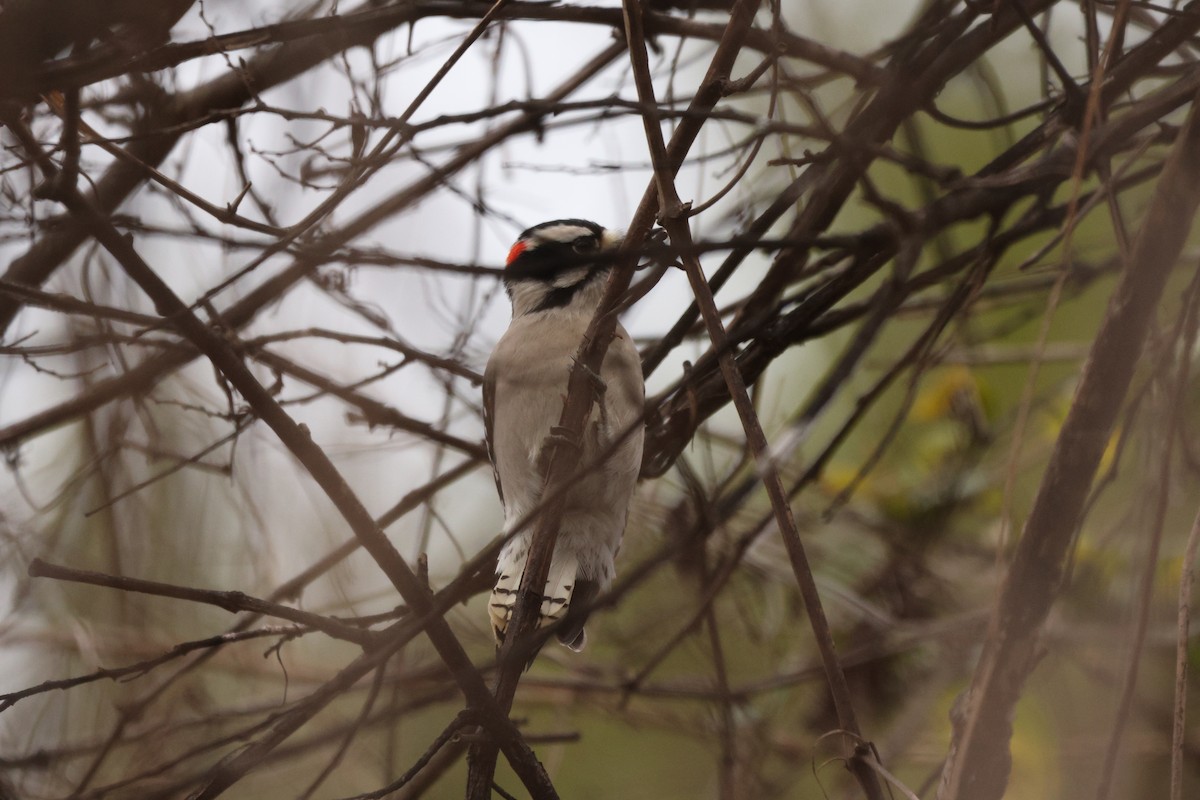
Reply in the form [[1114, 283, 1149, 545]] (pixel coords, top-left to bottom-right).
[[546, 425, 580, 450], [571, 357, 607, 400], [537, 426, 580, 473]]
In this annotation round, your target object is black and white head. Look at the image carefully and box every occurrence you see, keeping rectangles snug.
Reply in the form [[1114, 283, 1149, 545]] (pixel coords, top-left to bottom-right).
[[503, 219, 622, 317]]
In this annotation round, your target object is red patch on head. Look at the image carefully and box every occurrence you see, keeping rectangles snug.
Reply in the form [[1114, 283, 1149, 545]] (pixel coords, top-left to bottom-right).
[[505, 240, 527, 267]]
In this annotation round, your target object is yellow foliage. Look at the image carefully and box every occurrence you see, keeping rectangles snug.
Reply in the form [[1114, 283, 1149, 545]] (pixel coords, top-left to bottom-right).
[[913, 366, 981, 422], [1006, 694, 1062, 799]]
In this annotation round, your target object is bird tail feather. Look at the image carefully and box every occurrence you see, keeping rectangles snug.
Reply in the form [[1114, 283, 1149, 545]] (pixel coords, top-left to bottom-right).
[[489, 549, 585, 649]]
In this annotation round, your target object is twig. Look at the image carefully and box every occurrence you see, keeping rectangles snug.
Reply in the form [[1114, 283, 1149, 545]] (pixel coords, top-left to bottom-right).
[[621, 0, 883, 795], [342, 711, 473, 800], [27, 558, 375, 647], [466, 0, 764, 795], [0, 625, 304, 713], [252, 348, 488, 459], [1094, 236, 1200, 800], [298, 665, 387, 799], [2, 111, 559, 800], [83, 414, 254, 516]]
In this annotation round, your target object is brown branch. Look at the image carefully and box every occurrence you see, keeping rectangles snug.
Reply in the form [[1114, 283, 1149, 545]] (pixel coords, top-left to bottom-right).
[[29, 2, 882, 95], [26, 558, 375, 647], [0, 625, 302, 714], [938, 86, 1200, 800], [246, 327, 482, 383], [0, 278, 161, 327], [0, 0, 419, 338], [465, 0, 764, 795], [2, 112, 559, 800], [622, 2, 882, 794]]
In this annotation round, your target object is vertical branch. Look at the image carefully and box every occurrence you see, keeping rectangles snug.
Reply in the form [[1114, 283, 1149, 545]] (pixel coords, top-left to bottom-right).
[[466, 0, 764, 795], [704, 604, 738, 800], [1095, 269, 1200, 800], [1166, 271, 1200, 800], [939, 88, 1200, 800], [620, 1, 883, 797]]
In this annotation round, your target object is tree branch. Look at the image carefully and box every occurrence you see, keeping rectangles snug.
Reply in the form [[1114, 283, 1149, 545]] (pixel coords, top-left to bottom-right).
[[939, 86, 1200, 800]]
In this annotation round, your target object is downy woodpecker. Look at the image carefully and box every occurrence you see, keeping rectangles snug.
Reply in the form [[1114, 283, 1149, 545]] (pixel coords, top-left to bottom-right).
[[484, 219, 645, 651]]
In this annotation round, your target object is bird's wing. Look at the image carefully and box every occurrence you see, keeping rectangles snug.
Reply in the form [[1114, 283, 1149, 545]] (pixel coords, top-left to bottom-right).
[[482, 360, 503, 505]]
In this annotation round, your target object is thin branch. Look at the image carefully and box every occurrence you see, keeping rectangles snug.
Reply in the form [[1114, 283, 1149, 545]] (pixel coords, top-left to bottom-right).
[[939, 86, 1200, 800], [0, 625, 305, 713], [2, 111, 559, 800], [466, 0, 764, 794], [27, 558, 376, 647], [622, 0, 882, 795]]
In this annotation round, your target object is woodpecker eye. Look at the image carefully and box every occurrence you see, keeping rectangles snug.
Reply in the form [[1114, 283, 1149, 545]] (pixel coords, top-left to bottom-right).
[[572, 236, 598, 254]]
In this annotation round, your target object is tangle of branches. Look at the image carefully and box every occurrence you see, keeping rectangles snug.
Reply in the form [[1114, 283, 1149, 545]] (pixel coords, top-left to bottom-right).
[[2, 1, 1200, 799]]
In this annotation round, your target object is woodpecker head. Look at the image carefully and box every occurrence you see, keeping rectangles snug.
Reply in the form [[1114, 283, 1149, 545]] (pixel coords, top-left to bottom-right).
[[503, 219, 622, 317]]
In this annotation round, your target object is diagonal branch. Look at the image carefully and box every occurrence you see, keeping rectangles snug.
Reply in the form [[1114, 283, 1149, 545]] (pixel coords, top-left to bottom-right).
[[1, 112, 559, 800], [0, 40, 625, 453], [938, 87, 1200, 800], [0, 0, 420, 337], [465, 0, 764, 795], [620, 0, 883, 795]]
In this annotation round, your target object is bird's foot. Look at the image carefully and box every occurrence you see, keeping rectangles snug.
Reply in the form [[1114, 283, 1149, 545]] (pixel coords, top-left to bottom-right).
[[571, 357, 607, 402]]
